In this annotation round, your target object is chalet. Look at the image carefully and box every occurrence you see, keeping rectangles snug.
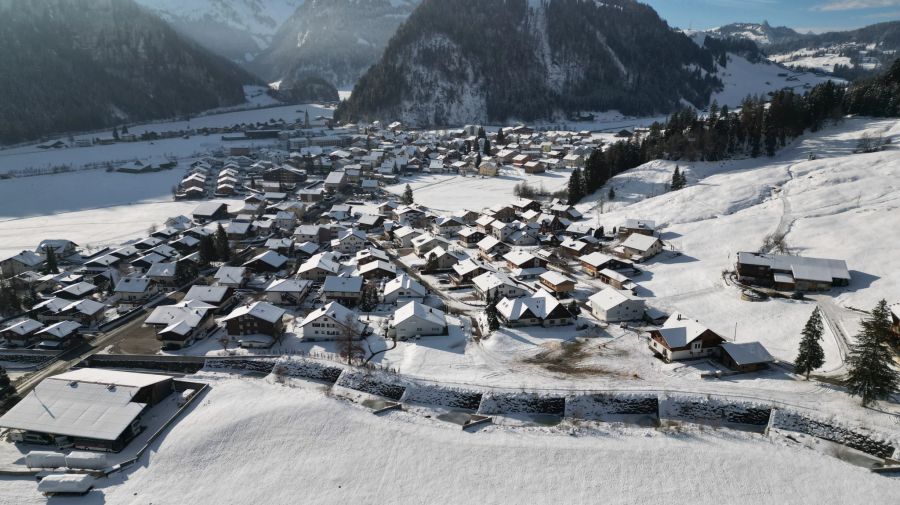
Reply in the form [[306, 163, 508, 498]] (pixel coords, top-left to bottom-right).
[[478, 162, 499, 177], [324, 171, 347, 191], [454, 210, 480, 225], [457, 227, 485, 248], [355, 248, 390, 266], [503, 250, 545, 270], [299, 302, 365, 341], [170, 236, 200, 254], [597, 269, 638, 293], [579, 252, 633, 277], [263, 166, 306, 185], [243, 251, 289, 274], [472, 271, 529, 301], [511, 198, 541, 214], [383, 274, 428, 304], [32, 298, 105, 327], [323, 276, 364, 305], [423, 246, 462, 271], [523, 161, 545, 174], [477, 236, 508, 262], [52, 282, 97, 300], [265, 238, 295, 255], [221, 302, 286, 348], [490, 220, 514, 242], [356, 214, 385, 232], [0, 319, 44, 348], [389, 302, 447, 340], [357, 260, 397, 281], [214, 266, 249, 288], [475, 215, 496, 234], [328, 204, 354, 221], [538, 271, 576, 296], [619, 219, 656, 238], [130, 253, 166, 273], [617, 234, 663, 262], [719, 342, 775, 372], [0, 369, 174, 452], [485, 204, 516, 223], [1, 250, 44, 277], [394, 206, 428, 228], [192, 202, 229, 224], [34, 321, 83, 350], [294, 225, 331, 245], [265, 279, 313, 306], [393, 226, 418, 248], [560, 238, 591, 257], [183, 285, 235, 311], [297, 253, 341, 282], [225, 221, 254, 241], [412, 233, 443, 257], [549, 204, 582, 221], [432, 217, 465, 237], [114, 277, 158, 304], [562, 153, 585, 168], [273, 211, 297, 231], [297, 187, 325, 203], [589, 288, 645, 323], [451, 259, 491, 286], [332, 229, 367, 255], [649, 314, 726, 362], [734, 252, 851, 292], [145, 301, 216, 349], [496, 289, 574, 327], [37, 240, 78, 259], [295, 241, 320, 259]]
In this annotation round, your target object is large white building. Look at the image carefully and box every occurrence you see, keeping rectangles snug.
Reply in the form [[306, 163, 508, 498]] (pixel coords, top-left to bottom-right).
[[389, 301, 447, 340], [299, 302, 365, 341], [588, 287, 645, 322]]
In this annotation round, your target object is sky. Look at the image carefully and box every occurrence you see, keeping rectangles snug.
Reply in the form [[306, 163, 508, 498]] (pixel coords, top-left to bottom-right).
[[643, 0, 900, 33]]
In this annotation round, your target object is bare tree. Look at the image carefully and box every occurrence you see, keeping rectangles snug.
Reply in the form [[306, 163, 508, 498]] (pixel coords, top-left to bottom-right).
[[337, 314, 365, 365], [218, 332, 231, 354]]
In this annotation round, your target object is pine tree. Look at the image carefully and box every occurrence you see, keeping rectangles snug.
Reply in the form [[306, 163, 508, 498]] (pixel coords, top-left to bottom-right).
[[670, 166, 685, 191], [401, 184, 414, 205], [0, 365, 18, 408], [0, 282, 21, 316], [359, 282, 378, 312], [425, 252, 439, 273], [568, 300, 581, 317], [43, 247, 59, 274], [607, 186, 616, 200], [112, 126, 119, 141], [795, 308, 825, 379], [215, 225, 231, 262], [485, 291, 500, 332], [477, 126, 486, 139], [567, 167, 585, 205], [198, 235, 217, 266], [483, 137, 491, 155], [846, 300, 899, 406], [496, 128, 505, 145]]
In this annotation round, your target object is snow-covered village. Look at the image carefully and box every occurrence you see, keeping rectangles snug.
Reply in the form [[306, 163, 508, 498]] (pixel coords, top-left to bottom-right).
[[1, 0, 899, 503]]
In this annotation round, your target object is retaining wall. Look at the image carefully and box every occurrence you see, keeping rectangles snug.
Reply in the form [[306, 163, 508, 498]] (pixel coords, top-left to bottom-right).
[[772, 409, 897, 459]]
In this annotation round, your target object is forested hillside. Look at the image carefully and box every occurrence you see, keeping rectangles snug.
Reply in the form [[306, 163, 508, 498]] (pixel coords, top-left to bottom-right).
[[0, 0, 257, 145]]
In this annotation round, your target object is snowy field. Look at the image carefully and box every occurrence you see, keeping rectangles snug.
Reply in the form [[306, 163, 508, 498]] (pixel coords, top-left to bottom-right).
[[1, 376, 895, 505]]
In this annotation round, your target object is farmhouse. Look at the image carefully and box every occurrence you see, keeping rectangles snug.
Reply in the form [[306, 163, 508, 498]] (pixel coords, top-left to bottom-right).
[[221, 302, 287, 348], [735, 252, 851, 292], [299, 302, 365, 341], [649, 313, 725, 362], [597, 269, 638, 293], [0, 369, 174, 452], [619, 219, 656, 238], [496, 289, 574, 327], [588, 288, 645, 322]]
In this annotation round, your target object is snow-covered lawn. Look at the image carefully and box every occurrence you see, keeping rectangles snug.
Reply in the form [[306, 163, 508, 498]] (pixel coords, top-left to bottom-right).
[[4, 376, 895, 504]]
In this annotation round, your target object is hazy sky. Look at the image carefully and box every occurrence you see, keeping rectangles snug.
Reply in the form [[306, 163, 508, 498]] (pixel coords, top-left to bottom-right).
[[642, 0, 900, 32]]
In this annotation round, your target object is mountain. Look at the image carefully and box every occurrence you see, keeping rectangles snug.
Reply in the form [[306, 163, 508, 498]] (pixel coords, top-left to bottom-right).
[[765, 22, 900, 77], [707, 22, 803, 47], [134, 0, 304, 63], [0, 0, 257, 145], [335, 0, 721, 126], [252, 0, 421, 89]]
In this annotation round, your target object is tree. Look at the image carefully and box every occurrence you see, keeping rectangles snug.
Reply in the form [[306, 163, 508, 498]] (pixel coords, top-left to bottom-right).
[[359, 282, 379, 312], [477, 126, 486, 139], [43, 247, 59, 275], [337, 314, 365, 365], [215, 225, 231, 262], [175, 260, 198, 286], [0, 365, 19, 409], [496, 128, 505, 145], [483, 137, 492, 155], [846, 300, 899, 406], [607, 186, 616, 200], [401, 184, 414, 205], [485, 291, 500, 332], [112, 126, 119, 141], [568, 300, 581, 317], [567, 167, 585, 205], [0, 282, 21, 316], [198, 235, 217, 266], [425, 252, 439, 273], [218, 333, 231, 354], [670, 166, 687, 191], [794, 308, 825, 380]]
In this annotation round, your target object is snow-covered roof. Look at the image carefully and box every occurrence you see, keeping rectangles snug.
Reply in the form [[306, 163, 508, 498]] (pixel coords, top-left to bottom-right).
[[384, 274, 427, 297], [323, 276, 363, 293], [720, 342, 775, 366], [184, 285, 232, 304], [358, 260, 396, 275], [300, 302, 360, 329], [215, 266, 247, 284], [244, 250, 288, 269], [477, 236, 501, 251], [37, 474, 95, 494], [497, 289, 562, 321], [621, 234, 661, 252], [622, 219, 656, 231], [222, 302, 286, 324], [0, 318, 43, 336], [655, 313, 719, 348], [589, 287, 642, 310], [503, 250, 536, 267], [580, 252, 615, 268], [146, 304, 210, 328], [473, 271, 520, 293], [115, 277, 152, 293], [266, 279, 313, 293], [4, 250, 44, 267], [36, 320, 82, 338], [539, 271, 574, 286], [147, 262, 177, 278], [392, 301, 446, 327], [299, 253, 340, 274]]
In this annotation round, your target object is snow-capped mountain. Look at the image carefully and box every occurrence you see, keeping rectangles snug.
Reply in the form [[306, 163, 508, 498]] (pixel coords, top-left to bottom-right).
[[336, 0, 721, 126], [134, 0, 304, 62], [707, 22, 803, 47], [0, 0, 256, 145], [252, 0, 421, 89]]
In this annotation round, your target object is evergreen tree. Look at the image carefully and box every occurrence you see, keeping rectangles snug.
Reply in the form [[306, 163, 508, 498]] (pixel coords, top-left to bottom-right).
[[846, 300, 899, 406], [483, 138, 491, 155], [496, 128, 505, 145], [112, 126, 119, 141], [392, 161, 399, 175], [477, 126, 486, 139], [795, 308, 825, 380], [485, 291, 500, 332], [425, 252, 439, 273], [43, 247, 59, 274], [568, 300, 581, 317], [567, 167, 585, 205], [198, 235, 217, 266], [121, 125, 129, 134], [607, 186, 616, 200], [0, 282, 21, 316], [215, 225, 231, 262], [670, 166, 685, 191], [0, 365, 18, 409], [175, 260, 198, 285], [401, 184, 414, 205], [359, 282, 379, 312]]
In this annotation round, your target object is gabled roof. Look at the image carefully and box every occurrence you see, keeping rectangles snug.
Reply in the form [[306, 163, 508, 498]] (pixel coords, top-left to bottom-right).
[[589, 287, 642, 310], [146, 304, 211, 328], [503, 250, 537, 267], [184, 285, 232, 304], [473, 271, 521, 293], [115, 277, 152, 293], [392, 301, 446, 327], [621, 233, 661, 252], [244, 250, 288, 269], [299, 253, 340, 274], [497, 289, 563, 321], [1, 318, 43, 336], [579, 252, 615, 268], [266, 278, 313, 293], [300, 301, 360, 330], [720, 342, 775, 366], [655, 313, 721, 348], [54, 282, 97, 297], [323, 276, 364, 293], [477, 236, 501, 251], [36, 320, 82, 338], [4, 250, 44, 267], [384, 274, 427, 297], [214, 266, 247, 284], [147, 262, 177, 278], [539, 271, 573, 286], [221, 301, 285, 324], [358, 260, 396, 275]]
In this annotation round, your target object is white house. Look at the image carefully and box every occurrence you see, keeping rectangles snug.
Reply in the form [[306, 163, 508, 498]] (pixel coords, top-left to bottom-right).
[[265, 279, 313, 306], [298, 302, 365, 341], [649, 313, 726, 362], [389, 301, 447, 340], [618, 234, 663, 262], [113, 277, 158, 304], [496, 289, 574, 327], [383, 274, 428, 304], [472, 271, 529, 301], [588, 287, 646, 322], [331, 229, 367, 255]]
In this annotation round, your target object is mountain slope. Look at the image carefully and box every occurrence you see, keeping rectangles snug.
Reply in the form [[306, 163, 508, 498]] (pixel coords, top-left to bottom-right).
[[336, 0, 721, 126], [253, 0, 420, 89], [0, 0, 257, 145], [707, 22, 803, 47], [766, 22, 900, 76], [134, 0, 304, 62]]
